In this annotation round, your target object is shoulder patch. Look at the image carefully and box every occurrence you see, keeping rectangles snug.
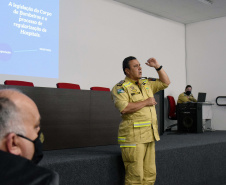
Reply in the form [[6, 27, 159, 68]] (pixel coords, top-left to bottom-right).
[[117, 89, 125, 94], [117, 80, 125, 86], [148, 77, 156, 81]]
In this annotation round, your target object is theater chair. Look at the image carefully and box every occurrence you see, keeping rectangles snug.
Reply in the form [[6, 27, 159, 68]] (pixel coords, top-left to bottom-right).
[[4, 80, 34, 87], [166, 95, 177, 131], [90, 86, 110, 91], [56, 82, 80, 90]]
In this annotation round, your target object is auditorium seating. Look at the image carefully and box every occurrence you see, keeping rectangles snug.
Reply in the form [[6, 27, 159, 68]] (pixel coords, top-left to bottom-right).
[[90, 86, 110, 91], [4, 80, 34, 87], [56, 82, 80, 89]]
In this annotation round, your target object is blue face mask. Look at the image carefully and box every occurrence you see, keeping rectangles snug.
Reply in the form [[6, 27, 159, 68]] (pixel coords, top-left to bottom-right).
[[17, 132, 44, 164]]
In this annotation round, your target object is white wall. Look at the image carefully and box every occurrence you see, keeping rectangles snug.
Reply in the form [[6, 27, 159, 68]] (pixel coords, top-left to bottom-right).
[[186, 17, 226, 130], [62, 0, 186, 129], [0, 0, 185, 89], [0, 0, 186, 128]]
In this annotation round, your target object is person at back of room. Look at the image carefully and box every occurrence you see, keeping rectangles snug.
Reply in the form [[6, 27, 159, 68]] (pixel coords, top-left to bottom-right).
[[177, 85, 197, 104]]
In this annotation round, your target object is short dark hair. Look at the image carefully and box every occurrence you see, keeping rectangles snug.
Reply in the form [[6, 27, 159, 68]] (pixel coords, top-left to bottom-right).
[[185, 85, 192, 90], [122, 56, 136, 75]]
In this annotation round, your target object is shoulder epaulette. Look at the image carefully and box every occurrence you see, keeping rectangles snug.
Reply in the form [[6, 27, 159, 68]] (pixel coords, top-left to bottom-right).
[[140, 78, 148, 85], [148, 77, 156, 81], [117, 80, 125, 86]]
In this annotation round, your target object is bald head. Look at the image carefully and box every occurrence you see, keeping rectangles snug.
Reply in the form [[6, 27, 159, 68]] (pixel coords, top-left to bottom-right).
[[0, 89, 41, 160], [0, 89, 40, 135], [0, 89, 38, 112]]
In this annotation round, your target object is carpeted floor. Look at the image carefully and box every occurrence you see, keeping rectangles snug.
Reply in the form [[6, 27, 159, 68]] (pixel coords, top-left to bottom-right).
[[40, 130, 226, 185]]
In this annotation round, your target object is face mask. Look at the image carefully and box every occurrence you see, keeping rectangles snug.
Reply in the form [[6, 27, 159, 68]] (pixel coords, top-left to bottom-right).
[[185, 91, 191, 96], [17, 132, 44, 164]]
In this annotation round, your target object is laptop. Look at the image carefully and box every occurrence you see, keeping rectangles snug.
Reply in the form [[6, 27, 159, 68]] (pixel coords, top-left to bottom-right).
[[197, 92, 206, 102]]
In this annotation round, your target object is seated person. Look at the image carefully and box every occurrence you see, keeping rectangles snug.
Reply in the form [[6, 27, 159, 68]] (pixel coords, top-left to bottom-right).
[[177, 85, 197, 103], [0, 89, 59, 185]]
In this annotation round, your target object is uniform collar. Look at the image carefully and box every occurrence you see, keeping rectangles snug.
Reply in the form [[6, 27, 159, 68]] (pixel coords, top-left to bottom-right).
[[125, 76, 140, 85]]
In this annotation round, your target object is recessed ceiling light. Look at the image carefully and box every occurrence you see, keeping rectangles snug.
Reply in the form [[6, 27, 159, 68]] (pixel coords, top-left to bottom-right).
[[198, 0, 213, 5]]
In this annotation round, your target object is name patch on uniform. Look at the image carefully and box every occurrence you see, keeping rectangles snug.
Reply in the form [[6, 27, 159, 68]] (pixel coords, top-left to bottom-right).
[[130, 86, 138, 93], [131, 92, 141, 96], [117, 89, 125, 94]]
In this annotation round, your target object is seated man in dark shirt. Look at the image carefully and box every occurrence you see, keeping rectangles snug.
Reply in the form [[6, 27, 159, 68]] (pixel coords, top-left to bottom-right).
[[177, 85, 197, 104], [0, 89, 59, 185]]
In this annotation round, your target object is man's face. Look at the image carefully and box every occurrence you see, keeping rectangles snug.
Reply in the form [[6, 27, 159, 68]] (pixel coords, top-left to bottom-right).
[[126, 59, 142, 80], [14, 94, 41, 160], [185, 87, 192, 92]]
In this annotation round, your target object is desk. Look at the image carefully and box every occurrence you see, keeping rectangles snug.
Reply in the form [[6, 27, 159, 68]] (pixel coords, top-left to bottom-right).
[[0, 85, 164, 150], [177, 102, 214, 133]]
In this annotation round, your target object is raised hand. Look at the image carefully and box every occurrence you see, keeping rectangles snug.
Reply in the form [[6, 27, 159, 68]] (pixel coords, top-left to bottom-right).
[[145, 58, 160, 69]]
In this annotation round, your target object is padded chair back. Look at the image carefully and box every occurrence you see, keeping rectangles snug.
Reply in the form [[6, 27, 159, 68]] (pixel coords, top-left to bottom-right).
[[90, 86, 110, 91], [56, 83, 80, 90], [4, 80, 34, 87], [167, 96, 177, 120]]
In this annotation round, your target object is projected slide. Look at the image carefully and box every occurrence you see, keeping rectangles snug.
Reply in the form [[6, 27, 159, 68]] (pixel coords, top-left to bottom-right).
[[0, 0, 59, 78]]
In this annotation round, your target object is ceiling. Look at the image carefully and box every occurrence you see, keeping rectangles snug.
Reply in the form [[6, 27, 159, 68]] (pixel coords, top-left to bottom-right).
[[114, 0, 226, 24]]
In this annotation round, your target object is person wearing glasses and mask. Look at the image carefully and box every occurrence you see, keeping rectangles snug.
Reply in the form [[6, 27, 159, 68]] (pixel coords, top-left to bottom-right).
[[0, 89, 59, 185], [177, 85, 197, 103]]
